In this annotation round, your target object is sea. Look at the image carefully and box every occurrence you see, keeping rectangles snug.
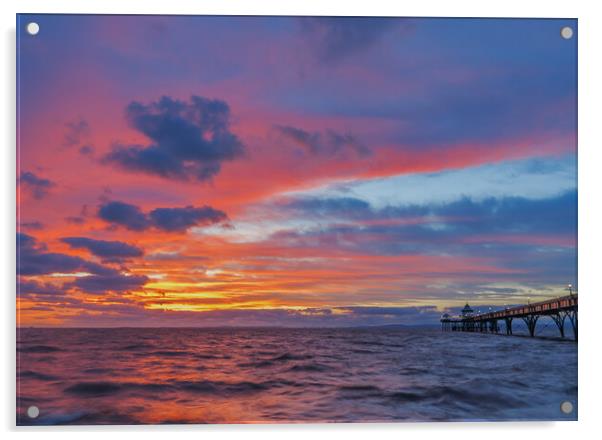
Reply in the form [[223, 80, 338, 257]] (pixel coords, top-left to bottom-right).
[[16, 327, 578, 425]]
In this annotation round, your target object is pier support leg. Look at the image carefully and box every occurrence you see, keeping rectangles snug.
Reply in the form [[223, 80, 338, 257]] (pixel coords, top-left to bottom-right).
[[551, 313, 566, 338], [567, 310, 577, 342], [504, 317, 513, 335], [522, 315, 539, 337]]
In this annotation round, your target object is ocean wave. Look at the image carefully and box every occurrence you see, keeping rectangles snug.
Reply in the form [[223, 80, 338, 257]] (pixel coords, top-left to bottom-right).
[[18, 370, 59, 381], [18, 345, 62, 353], [337, 383, 527, 409], [287, 363, 332, 373], [239, 352, 314, 369], [387, 391, 425, 402], [82, 367, 114, 375], [63, 378, 282, 398], [149, 350, 190, 357], [420, 385, 527, 409], [119, 343, 155, 351], [64, 381, 123, 396], [271, 353, 313, 362], [338, 384, 383, 399], [176, 379, 269, 395]]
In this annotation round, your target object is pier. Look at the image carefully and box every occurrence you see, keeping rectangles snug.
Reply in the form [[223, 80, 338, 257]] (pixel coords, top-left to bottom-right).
[[440, 294, 578, 341]]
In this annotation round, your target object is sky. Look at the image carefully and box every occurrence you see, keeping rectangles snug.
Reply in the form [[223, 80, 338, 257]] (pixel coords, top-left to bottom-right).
[[16, 15, 577, 327]]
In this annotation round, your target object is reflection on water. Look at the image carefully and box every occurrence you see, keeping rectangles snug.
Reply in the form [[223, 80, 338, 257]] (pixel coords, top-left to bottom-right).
[[17, 327, 577, 424]]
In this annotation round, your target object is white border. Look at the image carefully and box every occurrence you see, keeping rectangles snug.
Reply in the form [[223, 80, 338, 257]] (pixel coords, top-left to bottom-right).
[[2, 0, 601, 438]]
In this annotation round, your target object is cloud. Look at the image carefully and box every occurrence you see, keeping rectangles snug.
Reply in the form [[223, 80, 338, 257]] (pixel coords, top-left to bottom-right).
[[423, 191, 578, 235], [281, 190, 577, 242], [104, 95, 245, 181], [18, 171, 55, 200], [152, 306, 444, 327], [276, 125, 370, 158], [149, 206, 228, 231], [284, 196, 371, 219], [98, 201, 228, 232], [68, 273, 148, 295], [20, 221, 45, 230], [302, 156, 577, 210], [18, 279, 62, 296], [18, 233, 148, 295], [78, 145, 95, 156], [339, 306, 441, 323], [298, 17, 401, 63], [62, 118, 90, 148], [17, 233, 114, 276], [61, 237, 144, 262], [97, 201, 150, 231], [269, 191, 577, 286]]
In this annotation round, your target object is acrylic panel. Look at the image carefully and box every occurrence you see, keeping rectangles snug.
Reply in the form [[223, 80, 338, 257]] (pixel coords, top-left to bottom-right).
[[16, 15, 578, 425]]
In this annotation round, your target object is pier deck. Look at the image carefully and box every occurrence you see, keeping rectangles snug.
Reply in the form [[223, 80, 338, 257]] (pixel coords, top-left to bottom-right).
[[440, 294, 578, 341]]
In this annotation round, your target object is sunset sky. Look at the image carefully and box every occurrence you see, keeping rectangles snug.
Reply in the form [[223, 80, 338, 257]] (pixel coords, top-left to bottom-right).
[[17, 15, 577, 327]]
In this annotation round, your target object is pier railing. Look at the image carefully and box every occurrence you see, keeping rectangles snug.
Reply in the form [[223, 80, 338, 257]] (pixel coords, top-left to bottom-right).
[[440, 294, 578, 341]]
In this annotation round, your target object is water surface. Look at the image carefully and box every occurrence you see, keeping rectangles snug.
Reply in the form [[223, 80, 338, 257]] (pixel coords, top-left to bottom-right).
[[17, 327, 577, 424]]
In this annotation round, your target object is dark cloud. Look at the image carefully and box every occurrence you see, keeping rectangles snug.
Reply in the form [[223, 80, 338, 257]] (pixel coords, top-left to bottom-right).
[[20, 221, 45, 230], [430, 191, 577, 235], [284, 196, 370, 219], [286, 190, 577, 236], [276, 125, 370, 158], [18, 232, 38, 250], [98, 201, 228, 232], [97, 201, 150, 231], [61, 237, 144, 262], [274, 191, 577, 285], [149, 206, 227, 232], [18, 279, 62, 296], [340, 306, 441, 324], [104, 95, 245, 181], [298, 17, 401, 63], [68, 273, 148, 295], [62, 118, 90, 148], [18, 233, 114, 277], [18, 233, 148, 295], [18, 171, 55, 200], [141, 306, 442, 327], [78, 145, 95, 156]]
